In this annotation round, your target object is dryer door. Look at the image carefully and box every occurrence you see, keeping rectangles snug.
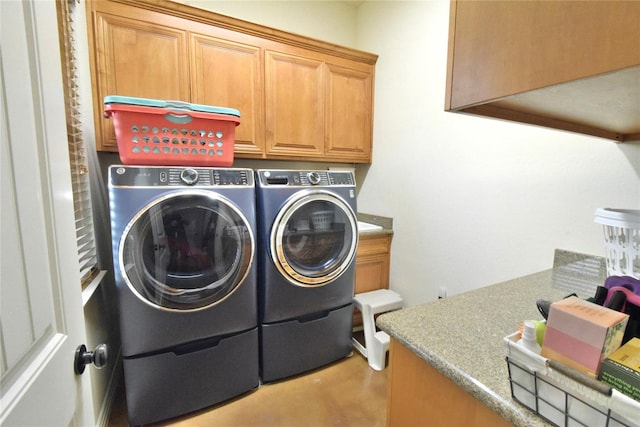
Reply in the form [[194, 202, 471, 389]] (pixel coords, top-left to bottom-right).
[[119, 190, 254, 311], [271, 190, 357, 286]]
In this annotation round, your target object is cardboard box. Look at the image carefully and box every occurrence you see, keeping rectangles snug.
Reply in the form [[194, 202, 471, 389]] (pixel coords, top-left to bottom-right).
[[541, 296, 629, 378], [599, 337, 640, 402]]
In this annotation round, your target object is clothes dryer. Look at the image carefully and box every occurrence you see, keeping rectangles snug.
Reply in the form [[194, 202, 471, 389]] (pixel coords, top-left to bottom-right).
[[108, 165, 258, 426], [255, 169, 358, 382]]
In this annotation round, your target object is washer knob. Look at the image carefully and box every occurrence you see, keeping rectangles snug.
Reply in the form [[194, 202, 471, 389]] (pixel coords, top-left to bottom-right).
[[180, 168, 199, 185], [308, 172, 321, 185]]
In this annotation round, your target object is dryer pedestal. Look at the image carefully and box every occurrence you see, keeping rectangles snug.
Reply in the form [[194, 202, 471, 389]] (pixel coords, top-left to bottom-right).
[[259, 304, 353, 382], [124, 328, 259, 426]]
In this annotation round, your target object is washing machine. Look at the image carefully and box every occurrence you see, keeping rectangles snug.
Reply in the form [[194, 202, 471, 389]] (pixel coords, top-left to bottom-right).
[[255, 169, 358, 382], [108, 165, 259, 426]]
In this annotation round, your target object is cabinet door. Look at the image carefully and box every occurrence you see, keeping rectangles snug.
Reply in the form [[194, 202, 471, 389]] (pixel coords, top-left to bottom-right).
[[448, 0, 640, 110], [355, 253, 390, 295], [264, 51, 324, 158], [190, 34, 264, 157], [355, 235, 391, 295], [387, 339, 512, 427], [91, 11, 189, 151], [354, 234, 391, 326], [325, 64, 373, 163]]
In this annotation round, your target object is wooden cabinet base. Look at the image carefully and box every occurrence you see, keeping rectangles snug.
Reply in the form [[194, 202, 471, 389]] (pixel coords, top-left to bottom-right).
[[386, 338, 511, 427], [354, 233, 392, 327]]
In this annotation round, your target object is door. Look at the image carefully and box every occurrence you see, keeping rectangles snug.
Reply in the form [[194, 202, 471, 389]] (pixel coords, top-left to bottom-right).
[[0, 1, 94, 425], [118, 191, 255, 311], [271, 191, 358, 286]]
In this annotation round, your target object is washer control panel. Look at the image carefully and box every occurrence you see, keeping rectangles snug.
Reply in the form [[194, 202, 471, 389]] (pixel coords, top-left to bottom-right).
[[110, 165, 253, 187]]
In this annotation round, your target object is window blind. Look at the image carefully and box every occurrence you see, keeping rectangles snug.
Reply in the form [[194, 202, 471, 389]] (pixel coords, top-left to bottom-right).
[[57, 0, 99, 288]]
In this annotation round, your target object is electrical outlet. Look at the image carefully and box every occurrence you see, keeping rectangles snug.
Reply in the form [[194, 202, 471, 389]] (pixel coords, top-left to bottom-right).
[[438, 286, 447, 299]]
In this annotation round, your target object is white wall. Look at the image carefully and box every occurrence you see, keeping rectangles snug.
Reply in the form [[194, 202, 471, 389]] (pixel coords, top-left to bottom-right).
[[178, 0, 359, 46], [172, 0, 640, 306], [356, 1, 640, 305]]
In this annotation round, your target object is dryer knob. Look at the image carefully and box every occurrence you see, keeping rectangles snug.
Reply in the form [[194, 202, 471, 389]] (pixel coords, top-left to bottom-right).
[[180, 168, 199, 185], [308, 172, 321, 185]]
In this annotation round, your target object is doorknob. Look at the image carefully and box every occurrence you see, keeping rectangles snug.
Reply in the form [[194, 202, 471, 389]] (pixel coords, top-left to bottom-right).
[[74, 344, 108, 375]]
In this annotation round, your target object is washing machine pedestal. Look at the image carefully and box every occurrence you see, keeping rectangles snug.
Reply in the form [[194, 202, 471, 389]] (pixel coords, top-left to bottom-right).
[[259, 304, 353, 382], [123, 328, 259, 426]]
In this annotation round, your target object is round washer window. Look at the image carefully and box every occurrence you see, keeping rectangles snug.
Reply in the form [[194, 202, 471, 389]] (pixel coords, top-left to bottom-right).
[[271, 191, 357, 286], [120, 191, 254, 311]]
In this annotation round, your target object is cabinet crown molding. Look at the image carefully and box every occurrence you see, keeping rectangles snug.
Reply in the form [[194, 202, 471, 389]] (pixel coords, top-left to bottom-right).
[[108, 0, 378, 65]]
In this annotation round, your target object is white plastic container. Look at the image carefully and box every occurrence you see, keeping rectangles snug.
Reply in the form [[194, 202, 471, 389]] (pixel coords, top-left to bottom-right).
[[518, 321, 542, 354], [594, 208, 640, 279]]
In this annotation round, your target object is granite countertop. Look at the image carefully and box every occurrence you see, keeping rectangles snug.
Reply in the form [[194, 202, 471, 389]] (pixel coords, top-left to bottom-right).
[[377, 250, 606, 427], [357, 212, 394, 236]]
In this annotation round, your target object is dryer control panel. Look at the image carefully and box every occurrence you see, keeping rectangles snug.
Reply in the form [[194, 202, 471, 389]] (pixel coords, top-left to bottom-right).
[[110, 165, 253, 187], [258, 170, 355, 187]]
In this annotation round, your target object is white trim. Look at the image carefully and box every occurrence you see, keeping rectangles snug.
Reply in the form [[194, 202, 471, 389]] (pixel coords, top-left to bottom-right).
[[81, 270, 108, 307], [94, 347, 123, 427]]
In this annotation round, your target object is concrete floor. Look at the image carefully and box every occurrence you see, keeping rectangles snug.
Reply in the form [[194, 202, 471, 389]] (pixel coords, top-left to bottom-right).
[[108, 352, 387, 426]]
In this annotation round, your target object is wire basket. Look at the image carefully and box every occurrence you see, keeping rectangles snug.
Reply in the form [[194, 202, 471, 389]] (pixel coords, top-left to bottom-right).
[[104, 96, 240, 167], [504, 332, 640, 427], [594, 209, 640, 279]]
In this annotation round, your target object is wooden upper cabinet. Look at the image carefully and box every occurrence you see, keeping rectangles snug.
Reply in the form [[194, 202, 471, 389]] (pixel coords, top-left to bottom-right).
[[265, 51, 325, 158], [86, 0, 377, 162], [190, 34, 264, 157], [325, 64, 372, 162], [445, 0, 640, 142], [264, 50, 374, 162], [89, 7, 190, 150]]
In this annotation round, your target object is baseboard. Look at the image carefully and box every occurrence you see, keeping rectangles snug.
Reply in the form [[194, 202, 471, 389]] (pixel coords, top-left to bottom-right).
[[96, 347, 123, 427]]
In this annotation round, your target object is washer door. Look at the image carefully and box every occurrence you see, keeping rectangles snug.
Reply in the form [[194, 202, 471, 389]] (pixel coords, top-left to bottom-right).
[[271, 190, 357, 286], [119, 190, 254, 311]]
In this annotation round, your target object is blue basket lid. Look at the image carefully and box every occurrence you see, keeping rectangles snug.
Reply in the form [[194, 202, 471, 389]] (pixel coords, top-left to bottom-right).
[[104, 95, 240, 117]]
